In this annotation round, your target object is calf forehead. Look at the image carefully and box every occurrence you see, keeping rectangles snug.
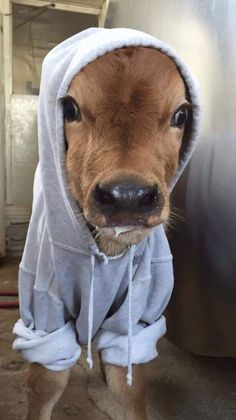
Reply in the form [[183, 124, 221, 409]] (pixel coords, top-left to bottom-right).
[[70, 47, 185, 117]]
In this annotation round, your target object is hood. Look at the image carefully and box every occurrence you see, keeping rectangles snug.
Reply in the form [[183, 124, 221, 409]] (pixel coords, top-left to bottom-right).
[[37, 27, 201, 254]]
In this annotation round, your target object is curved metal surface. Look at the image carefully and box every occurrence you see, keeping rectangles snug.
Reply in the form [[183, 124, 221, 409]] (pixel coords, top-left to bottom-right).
[[106, 0, 236, 355]]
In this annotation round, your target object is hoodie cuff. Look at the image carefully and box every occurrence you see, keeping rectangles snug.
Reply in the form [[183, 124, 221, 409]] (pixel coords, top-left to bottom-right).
[[13, 319, 81, 371], [96, 316, 166, 367]]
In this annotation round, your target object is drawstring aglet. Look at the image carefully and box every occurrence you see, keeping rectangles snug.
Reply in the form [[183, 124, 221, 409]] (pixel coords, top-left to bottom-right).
[[127, 372, 132, 386], [86, 356, 93, 369]]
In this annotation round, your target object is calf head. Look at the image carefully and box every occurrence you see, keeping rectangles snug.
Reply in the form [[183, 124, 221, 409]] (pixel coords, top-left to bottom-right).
[[62, 47, 191, 254]]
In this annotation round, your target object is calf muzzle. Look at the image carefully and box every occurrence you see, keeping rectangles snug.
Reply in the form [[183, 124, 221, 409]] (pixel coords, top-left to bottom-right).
[[93, 178, 163, 222]]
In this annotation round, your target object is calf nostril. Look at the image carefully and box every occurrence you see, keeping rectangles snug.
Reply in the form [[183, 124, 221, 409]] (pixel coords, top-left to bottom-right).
[[94, 184, 115, 206], [139, 185, 159, 207]]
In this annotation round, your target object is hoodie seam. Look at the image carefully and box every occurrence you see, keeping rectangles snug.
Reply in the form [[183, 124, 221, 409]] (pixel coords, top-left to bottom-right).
[[19, 264, 36, 277], [34, 263, 55, 293], [151, 256, 173, 264], [49, 238, 91, 255]]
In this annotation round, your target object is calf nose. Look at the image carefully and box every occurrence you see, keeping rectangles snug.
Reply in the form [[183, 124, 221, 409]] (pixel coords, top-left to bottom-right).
[[93, 180, 161, 215]]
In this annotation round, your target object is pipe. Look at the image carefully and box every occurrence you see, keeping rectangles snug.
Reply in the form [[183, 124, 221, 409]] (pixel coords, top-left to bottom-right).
[[0, 290, 19, 308], [0, 300, 19, 308], [0, 290, 18, 296]]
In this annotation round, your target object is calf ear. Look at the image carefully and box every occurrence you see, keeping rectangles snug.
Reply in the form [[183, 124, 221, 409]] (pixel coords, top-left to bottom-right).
[[59, 97, 68, 153], [64, 138, 68, 152], [180, 107, 193, 156], [179, 84, 193, 159], [63, 127, 68, 152]]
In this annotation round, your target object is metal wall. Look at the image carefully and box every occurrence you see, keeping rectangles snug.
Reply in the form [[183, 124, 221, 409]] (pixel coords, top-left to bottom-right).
[[0, 3, 98, 255], [106, 0, 236, 355], [12, 4, 98, 94], [9, 5, 98, 210]]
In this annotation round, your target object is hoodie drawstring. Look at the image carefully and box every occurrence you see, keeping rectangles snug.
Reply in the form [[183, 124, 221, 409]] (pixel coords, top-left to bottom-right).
[[87, 247, 135, 386], [87, 251, 108, 370], [87, 254, 95, 369], [127, 245, 135, 386]]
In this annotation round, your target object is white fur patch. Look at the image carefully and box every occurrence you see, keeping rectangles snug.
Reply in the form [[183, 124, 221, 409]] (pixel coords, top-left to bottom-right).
[[114, 226, 134, 237]]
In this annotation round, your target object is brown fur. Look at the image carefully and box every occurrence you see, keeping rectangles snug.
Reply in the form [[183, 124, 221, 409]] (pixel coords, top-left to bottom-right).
[[27, 47, 189, 420], [26, 363, 70, 420], [65, 47, 187, 255]]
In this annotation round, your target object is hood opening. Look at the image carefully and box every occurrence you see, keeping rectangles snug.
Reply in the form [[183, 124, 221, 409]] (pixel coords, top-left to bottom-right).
[[37, 27, 200, 252]]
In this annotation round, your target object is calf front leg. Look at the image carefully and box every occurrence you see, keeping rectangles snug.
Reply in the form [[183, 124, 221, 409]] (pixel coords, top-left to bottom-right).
[[26, 363, 70, 420], [104, 363, 147, 420]]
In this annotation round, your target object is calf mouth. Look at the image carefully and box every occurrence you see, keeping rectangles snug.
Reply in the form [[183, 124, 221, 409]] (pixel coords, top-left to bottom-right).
[[82, 175, 169, 246], [95, 225, 153, 243]]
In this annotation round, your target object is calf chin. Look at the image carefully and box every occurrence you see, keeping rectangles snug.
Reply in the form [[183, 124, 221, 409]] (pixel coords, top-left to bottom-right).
[[65, 46, 187, 255], [93, 226, 152, 257]]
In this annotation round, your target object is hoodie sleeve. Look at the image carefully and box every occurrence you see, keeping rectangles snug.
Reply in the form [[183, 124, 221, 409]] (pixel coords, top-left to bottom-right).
[[96, 226, 174, 367], [12, 223, 81, 371]]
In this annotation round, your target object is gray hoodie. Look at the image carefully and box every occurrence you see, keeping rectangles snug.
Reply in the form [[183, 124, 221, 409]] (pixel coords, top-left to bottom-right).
[[13, 28, 200, 385]]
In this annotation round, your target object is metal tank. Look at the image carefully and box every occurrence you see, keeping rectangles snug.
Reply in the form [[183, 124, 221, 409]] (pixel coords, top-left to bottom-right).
[[106, 0, 236, 356]]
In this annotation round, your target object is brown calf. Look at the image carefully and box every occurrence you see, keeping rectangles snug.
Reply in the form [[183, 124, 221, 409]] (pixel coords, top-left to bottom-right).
[[26, 46, 190, 420]]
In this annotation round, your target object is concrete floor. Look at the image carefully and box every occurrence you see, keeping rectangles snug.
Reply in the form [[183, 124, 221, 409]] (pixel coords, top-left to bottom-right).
[[0, 257, 235, 420]]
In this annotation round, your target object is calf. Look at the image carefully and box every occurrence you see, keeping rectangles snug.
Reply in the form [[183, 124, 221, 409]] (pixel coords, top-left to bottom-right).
[[12, 29, 200, 420]]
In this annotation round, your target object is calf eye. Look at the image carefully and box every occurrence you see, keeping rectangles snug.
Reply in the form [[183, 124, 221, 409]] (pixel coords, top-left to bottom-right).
[[62, 97, 81, 123], [171, 105, 189, 128]]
